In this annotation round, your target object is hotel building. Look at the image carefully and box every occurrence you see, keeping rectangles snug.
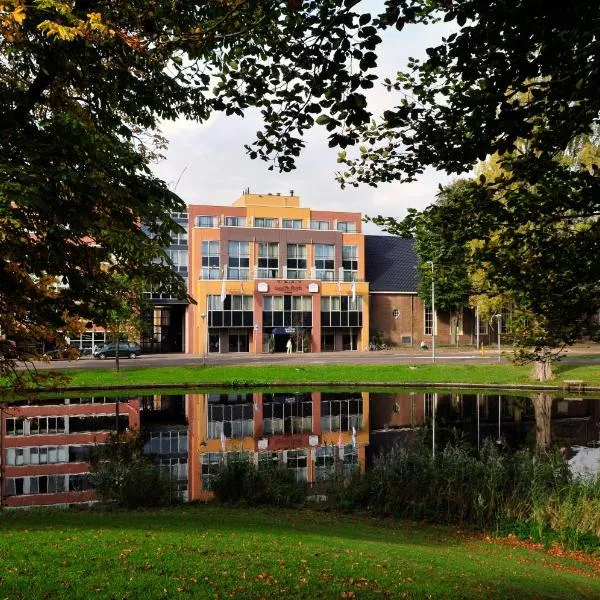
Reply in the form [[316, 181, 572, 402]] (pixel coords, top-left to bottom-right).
[[186, 192, 369, 354]]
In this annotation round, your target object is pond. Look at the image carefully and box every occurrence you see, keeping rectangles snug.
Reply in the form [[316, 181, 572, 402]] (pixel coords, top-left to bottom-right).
[[1, 389, 599, 508]]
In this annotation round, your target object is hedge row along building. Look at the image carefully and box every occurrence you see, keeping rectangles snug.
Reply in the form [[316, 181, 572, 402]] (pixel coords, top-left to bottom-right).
[[136, 191, 499, 355]]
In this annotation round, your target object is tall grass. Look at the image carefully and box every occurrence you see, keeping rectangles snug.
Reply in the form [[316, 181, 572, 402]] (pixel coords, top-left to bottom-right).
[[212, 436, 600, 550], [328, 436, 600, 547]]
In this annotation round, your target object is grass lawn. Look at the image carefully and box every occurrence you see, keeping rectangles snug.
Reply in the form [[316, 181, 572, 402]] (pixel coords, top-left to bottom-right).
[[0, 506, 598, 599], [4, 362, 600, 392]]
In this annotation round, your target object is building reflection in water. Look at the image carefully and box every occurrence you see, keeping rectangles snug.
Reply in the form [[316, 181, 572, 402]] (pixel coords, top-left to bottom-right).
[[369, 392, 600, 464], [190, 391, 369, 500], [1, 390, 598, 507], [0, 396, 140, 508]]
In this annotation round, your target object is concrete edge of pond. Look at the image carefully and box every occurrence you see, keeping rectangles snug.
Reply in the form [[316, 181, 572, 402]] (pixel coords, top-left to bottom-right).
[[3, 381, 600, 396]]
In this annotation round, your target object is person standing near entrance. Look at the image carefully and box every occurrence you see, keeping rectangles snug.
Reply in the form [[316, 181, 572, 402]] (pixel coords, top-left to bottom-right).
[[286, 338, 293, 354]]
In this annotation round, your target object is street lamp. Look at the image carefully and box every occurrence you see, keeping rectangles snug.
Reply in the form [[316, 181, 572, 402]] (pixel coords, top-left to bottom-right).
[[493, 313, 502, 363], [200, 313, 207, 366], [426, 261, 435, 363]]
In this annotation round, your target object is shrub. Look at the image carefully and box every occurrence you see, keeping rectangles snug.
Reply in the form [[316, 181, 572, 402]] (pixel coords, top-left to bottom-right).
[[89, 432, 172, 508], [212, 461, 306, 507]]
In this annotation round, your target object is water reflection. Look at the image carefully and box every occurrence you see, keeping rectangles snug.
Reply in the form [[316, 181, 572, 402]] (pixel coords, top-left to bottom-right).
[[1, 390, 598, 508]]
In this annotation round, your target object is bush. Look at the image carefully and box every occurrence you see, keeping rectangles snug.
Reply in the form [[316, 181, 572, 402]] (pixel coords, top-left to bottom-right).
[[89, 432, 172, 508], [212, 461, 306, 507]]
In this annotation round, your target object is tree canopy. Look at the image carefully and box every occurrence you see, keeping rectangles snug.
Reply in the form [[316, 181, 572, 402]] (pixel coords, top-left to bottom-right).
[[2, 0, 599, 376]]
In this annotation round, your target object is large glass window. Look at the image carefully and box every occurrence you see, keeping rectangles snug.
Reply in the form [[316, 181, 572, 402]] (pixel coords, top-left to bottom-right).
[[286, 244, 307, 279], [342, 245, 358, 282], [262, 395, 312, 438], [258, 242, 279, 278], [321, 296, 363, 327], [263, 295, 312, 327], [207, 295, 253, 327], [320, 393, 363, 431], [315, 244, 335, 280], [201, 241, 220, 279], [228, 241, 250, 280], [207, 394, 254, 438]]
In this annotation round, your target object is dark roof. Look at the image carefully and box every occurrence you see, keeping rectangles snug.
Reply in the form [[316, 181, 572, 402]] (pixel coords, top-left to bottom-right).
[[365, 235, 418, 292]]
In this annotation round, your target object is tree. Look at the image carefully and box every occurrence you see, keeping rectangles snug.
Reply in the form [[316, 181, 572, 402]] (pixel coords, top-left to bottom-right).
[[0, 0, 387, 370], [93, 272, 145, 371]]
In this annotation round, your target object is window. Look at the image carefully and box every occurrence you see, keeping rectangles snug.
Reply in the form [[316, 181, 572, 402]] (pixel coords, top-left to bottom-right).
[[286, 449, 308, 481], [478, 318, 489, 336], [201, 241, 220, 279], [315, 244, 335, 280], [320, 393, 363, 432], [342, 245, 358, 282], [315, 446, 335, 481], [341, 444, 359, 477], [321, 296, 363, 328], [207, 394, 254, 438], [207, 295, 253, 328], [228, 241, 250, 280], [424, 306, 436, 335], [310, 220, 329, 230], [337, 221, 356, 233], [170, 211, 188, 221], [456, 308, 464, 336], [258, 242, 279, 278], [393, 309, 400, 319], [196, 215, 216, 227], [166, 249, 188, 274], [254, 217, 277, 228], [282, 219, 302, 229], [224, 216, 244, 227], [144, 431, 188, 455], [201, 452, 222, 490], [170, 230, 188, 246], [229, 331, 249, 352], [263, 295, 312, 328], [500, 308, 510, 334], [286, 244, 307, 279]]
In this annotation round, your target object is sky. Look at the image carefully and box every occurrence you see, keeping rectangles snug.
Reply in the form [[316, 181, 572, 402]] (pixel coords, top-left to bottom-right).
[[151, 5, 456, 235]]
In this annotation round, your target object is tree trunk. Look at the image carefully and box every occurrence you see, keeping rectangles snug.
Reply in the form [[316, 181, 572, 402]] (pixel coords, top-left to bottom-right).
[[532, 360, 553, 381], [532, 393, 553, 452]]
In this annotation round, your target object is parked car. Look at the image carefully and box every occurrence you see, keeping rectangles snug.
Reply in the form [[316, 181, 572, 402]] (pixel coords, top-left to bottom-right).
[[94, 342, 141, 359], [42, 347, 80, 361]]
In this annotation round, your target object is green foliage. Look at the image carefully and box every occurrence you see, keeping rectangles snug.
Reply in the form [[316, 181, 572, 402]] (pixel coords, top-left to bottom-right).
[[89, 432, 172, 508], [326, 436, 600, 548], [211, 461, 306, 507]]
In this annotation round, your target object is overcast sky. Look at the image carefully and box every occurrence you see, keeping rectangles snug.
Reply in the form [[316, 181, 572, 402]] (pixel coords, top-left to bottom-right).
[[151, 5, 456, 235]]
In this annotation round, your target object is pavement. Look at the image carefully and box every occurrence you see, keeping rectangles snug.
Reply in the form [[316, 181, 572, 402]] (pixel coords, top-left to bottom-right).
[[26, 344, 600, 370]]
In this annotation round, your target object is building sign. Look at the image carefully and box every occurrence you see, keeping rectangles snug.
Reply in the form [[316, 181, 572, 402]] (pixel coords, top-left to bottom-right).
[[270, 281, 304, 294], [257, 282, 268, 292], [308, 283, 319, 293]]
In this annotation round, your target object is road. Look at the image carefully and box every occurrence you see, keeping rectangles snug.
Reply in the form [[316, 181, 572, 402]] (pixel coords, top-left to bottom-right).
[[27, 345, 600, 370]]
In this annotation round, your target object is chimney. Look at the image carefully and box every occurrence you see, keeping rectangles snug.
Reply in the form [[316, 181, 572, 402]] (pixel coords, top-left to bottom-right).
[[290, 189, 294, 196]]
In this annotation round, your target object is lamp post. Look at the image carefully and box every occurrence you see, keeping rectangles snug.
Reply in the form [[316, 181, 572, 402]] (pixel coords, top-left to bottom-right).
[[493, 313, 502, 363], [426, 261, 435, 363], [200, 313, 207, 366]]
